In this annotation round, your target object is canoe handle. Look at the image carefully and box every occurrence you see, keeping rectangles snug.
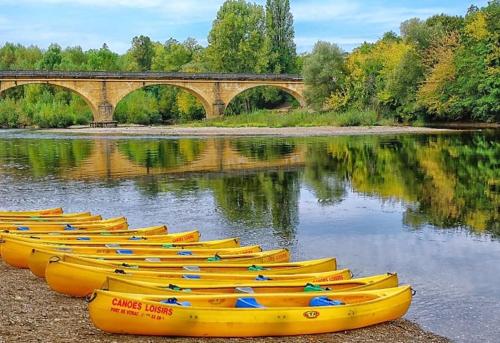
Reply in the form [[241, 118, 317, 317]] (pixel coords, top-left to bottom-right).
[[411, 287, 417, 296], [48, 256, 61, 263], [86, 292, 97, 303]]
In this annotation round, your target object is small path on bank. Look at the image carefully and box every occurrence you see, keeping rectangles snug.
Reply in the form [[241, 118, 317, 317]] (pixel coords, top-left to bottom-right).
[[0, 263, 450, 343], [42, 125, 454, 137]]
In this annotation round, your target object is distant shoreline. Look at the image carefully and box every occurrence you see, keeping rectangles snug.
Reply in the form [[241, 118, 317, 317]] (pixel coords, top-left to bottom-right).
[[39, 125, 458, 137]]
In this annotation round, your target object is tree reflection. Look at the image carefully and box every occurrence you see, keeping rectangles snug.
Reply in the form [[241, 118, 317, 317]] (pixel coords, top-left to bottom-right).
[[232, 139, 296, 161], [117, 139, 205, 169], [0, 138, 94, 177], [207, 171, 300, 239]]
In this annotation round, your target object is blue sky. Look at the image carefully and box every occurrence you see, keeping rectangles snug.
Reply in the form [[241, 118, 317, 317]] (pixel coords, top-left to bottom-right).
[[0, 0, 488, 53]]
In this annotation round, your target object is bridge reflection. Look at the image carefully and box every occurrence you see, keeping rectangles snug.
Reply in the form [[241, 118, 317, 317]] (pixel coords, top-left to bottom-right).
[[64, 138, 306, 179]]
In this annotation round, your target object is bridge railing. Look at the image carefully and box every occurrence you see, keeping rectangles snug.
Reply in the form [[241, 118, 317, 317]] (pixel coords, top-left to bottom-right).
[[0, 70, 303, 81]]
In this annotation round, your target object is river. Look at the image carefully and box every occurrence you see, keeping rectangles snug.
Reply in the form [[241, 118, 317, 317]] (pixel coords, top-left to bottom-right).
[[0, 129, 498, 342]]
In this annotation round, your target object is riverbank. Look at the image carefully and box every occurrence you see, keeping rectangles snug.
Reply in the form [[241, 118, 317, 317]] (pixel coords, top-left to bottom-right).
[[41, 125, 453, 137], [0, 262, 449, 343]]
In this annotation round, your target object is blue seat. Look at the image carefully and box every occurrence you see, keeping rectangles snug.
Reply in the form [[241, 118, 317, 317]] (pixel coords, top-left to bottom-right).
[[16, 226, 30, 231], [182, 274, 201, 279], [255, 275, 272, 281], [116, 249, 133, 255], [76, 237, 91, 241], [309, 296, 345, 307], [177, 251, 192, 256], [235, 297, 265, 308]]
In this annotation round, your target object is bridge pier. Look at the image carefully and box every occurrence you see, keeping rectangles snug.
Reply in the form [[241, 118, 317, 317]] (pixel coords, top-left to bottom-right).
[[210, 100, 226, 119]]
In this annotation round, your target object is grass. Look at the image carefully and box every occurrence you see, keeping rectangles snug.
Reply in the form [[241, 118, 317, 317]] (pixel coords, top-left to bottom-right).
[[186, 109, 381, 128]]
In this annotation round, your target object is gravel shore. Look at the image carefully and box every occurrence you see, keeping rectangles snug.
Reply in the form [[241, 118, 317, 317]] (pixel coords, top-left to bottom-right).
[[0, 262, 450, 343], [42, 125, 453, 137]]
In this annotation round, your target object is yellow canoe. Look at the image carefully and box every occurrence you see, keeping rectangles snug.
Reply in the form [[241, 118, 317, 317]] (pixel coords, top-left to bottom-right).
[[0, 215, 105, 224], [1, 225, 169, 237], [102, 273, 397, 295], [45, 250, 291, 297], [88, 286, 412, 336], [29, 254, 335, 278], [0, 236, 246, 269], [0, 207, 64, 216], [0, 214, 101, 222], [6, 232, 232, 248], [45, 258, 348, 297], [0, 217, 128, 231]]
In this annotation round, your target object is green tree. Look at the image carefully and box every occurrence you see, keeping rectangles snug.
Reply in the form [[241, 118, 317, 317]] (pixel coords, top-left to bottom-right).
[[303, 41, 346, 110], [87, 44, 120, 71], [130, 35, 154, 71], [38, 43, 62, 70], [206, 0, 269, 73], [265, 0, 297, 73], [152, 38, 201, 72]]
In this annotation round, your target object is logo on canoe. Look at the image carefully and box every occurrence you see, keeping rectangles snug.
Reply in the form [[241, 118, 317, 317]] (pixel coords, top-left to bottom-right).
[[303, 311, 320, 319]]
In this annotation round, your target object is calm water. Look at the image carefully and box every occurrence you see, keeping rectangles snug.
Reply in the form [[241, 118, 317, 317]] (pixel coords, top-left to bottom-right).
[[0, 129, 499, 342]]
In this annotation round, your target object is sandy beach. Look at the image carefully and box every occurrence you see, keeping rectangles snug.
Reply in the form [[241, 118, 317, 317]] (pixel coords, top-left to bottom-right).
[[41, 125, 455, 137], [0, 262, 450, 343]]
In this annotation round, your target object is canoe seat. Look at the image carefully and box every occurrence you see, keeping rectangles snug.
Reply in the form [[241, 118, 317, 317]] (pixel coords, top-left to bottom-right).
[[248, 265, 266, 271], [207, 254, 222, 262], [236, 287, 255, 294], [177, 251, 192, 256], [162, 243, 173, 248], [255, 275, 272, 281], [309, 296, 344, 307], [64, 224, 76, 230], [183, 266, 201, 272], [236, 297, 265, 308], [160, 298, 191, 307], [145, 257, 161, 262], [304, 283, 331, 292], [106, 243, 120, 248], [16, 226, 30, 231], [116, 249, 133, 255], [76, 237, 91, 241], [182, 274, 201, 279]]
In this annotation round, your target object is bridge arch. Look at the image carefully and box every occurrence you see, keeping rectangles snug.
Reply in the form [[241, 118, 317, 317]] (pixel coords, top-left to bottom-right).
[[0, 80, 98, 116], [109, 82, 211, 121], [222, 83, 306, 115]]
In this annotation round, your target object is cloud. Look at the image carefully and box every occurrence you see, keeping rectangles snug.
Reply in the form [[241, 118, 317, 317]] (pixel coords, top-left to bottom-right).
[[0, 0, 473, 53]]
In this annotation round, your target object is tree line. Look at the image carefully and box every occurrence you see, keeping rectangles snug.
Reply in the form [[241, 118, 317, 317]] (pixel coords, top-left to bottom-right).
[[304, 1, 499, 123], [0, 0, 498, 128]]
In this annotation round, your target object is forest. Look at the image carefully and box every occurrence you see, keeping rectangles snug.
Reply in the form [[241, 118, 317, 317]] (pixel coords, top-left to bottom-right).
[[0, 0, 498, 128]]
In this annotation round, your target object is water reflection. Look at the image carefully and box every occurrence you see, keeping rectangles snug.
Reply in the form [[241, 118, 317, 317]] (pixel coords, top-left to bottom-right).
[[0, 132, 498, 237], [1, 130, 499, 342]]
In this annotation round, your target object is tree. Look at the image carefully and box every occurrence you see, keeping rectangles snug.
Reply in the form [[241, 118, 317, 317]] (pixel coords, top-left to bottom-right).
[[130, 35, 154, 71], [303, 41, 346, 110], [451, 1, 500, 121], [38, 43, 62, 70], [152, 38, 201, 72], [87, 44, 120, 71], [265, 0, 297, 73], [205, 0, 269, 73]]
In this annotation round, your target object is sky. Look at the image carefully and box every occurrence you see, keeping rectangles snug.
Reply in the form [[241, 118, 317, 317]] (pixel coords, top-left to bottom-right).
[[0, 0, 489, 53]]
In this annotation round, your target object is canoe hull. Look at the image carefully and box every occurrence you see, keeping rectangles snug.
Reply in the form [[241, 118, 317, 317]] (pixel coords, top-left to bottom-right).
[[103, 273, 398, 295], [88, 287, 412, 337]]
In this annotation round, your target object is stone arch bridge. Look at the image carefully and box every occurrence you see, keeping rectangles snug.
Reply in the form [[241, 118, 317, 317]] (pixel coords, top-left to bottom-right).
[[0, 71, 305, 123]]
